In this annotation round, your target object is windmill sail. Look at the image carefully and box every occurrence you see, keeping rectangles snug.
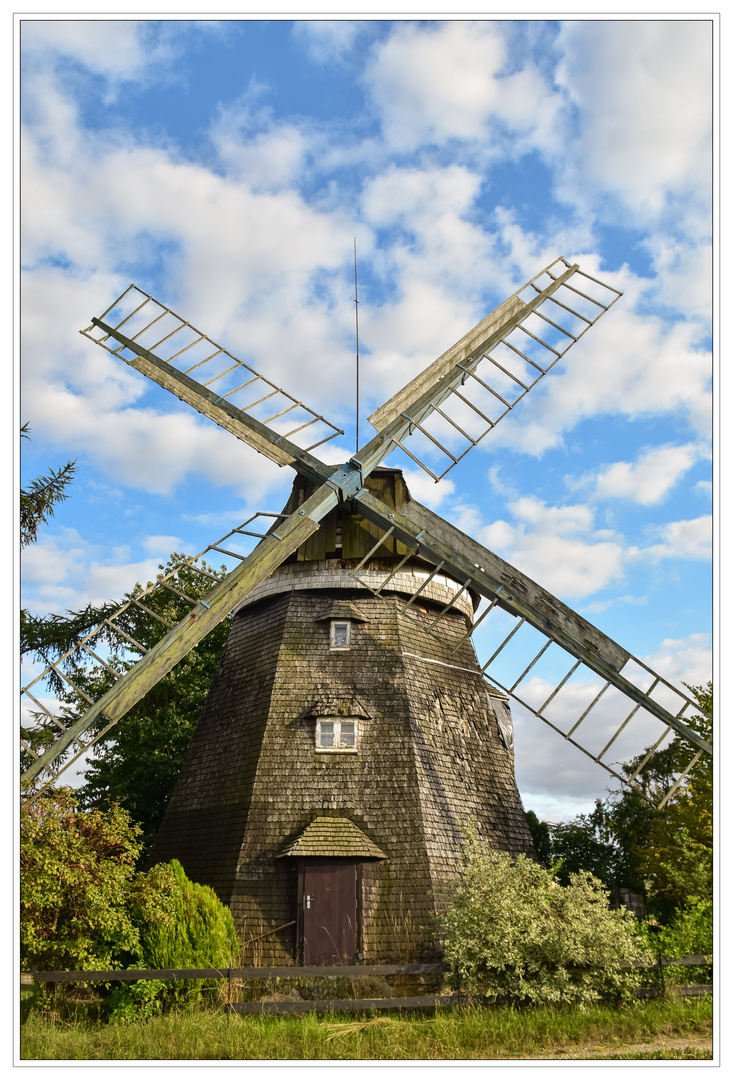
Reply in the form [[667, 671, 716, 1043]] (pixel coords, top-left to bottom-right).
[[81, 285, 341, 484], [23, 256, 709, 808], [21, 488, 340, 795], [367, 257, 622, 481], [348, 487, 710, 802]]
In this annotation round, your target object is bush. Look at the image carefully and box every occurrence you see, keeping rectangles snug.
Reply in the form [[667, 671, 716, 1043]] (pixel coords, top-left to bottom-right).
[[108, 859, 240, 1017], [640, 899, 713, 988], [20, 788, 153, 975], [439, 833, 652, 1005], [20, 790, 240, 1019]]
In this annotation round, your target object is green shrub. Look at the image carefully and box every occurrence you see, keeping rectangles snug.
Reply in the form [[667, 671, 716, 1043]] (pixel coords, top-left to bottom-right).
[[106, 979, 167, 1023], [640, 899, 713, 987], [20, 788, 153, 975], [439, 833, 652, 1005], [110, 859, 240, 1015]]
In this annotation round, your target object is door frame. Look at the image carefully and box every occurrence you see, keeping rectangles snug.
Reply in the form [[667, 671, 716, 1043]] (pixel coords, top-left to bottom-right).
[[296, 856, 363, 964]]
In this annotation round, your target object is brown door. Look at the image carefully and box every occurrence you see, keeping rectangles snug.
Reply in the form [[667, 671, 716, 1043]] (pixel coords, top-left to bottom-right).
[[302, 859, 357, 965]]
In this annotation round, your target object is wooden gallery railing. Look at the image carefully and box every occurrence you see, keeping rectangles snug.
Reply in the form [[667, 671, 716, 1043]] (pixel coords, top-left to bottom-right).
[[21, 957, 713, 1014]]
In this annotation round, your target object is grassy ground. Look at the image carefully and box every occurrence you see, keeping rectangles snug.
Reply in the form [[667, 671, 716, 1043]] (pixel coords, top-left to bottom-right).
[[20, 991, 712, 1060]]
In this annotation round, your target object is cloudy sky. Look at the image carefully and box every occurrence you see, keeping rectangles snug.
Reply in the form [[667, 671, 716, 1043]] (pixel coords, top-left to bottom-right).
[[19, 17, 714, 821]]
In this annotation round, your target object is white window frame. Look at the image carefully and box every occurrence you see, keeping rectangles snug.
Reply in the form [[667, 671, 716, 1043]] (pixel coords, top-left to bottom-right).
[[329, 619, 351, 650], [315, 716, 359, 753]]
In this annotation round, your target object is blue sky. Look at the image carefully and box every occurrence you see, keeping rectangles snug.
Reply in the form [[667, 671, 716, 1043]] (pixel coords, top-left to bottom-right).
[[19, 17, 714, 821]]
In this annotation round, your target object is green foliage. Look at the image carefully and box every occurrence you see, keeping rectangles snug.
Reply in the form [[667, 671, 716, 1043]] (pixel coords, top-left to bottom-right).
[[105, 979, 167, 1024], [22, 552, 230, 852], [20, 423, 77, 549], [78, 558, 231, 853], [140, 859, 239, 980], [545, 803, 623, 890], [524, 810, 551, 867], [20, 788, 157, 974], [601, 682, 712, 912], [21, 789, 239, 1020], [108, 859, 239, 1017], [526, 683, 713, 920], [439, 833, 651, 1005], [20, 425, 80, 777], [640, 899, 713, 987]]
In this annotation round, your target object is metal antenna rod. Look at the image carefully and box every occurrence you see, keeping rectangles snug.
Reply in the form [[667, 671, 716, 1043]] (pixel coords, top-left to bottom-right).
[[353, 237, 360, 453]]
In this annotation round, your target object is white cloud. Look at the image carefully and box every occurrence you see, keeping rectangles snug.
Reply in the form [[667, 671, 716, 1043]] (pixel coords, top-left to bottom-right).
[[142, 535, 183, 555], [364, 21, 561, 154], [20, 19, 217, 94], [510, 626, 709, 811], [631, 515, 712, 562], [209, 86, 310, 191], [293, 20, 364, 64], [641, 632, 712, 688], [20, 70, 362, 501], [402, 469, 455, 510], [582, 594, 648, 616], [479, 496, 626, 599], [642, 235, 713, 321], [21, 527, 164, 612], [555, 21, 712, 226], [484, 278, 712, 456], [21, 20, 157, 83], [568, 442, 707, 506]]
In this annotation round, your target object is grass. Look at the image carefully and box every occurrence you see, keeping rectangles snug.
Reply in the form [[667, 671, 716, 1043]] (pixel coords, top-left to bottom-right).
[[20, 990, 712, 1060]]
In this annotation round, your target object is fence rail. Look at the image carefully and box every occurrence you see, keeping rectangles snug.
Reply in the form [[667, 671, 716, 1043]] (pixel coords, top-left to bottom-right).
[[26, 962, 451, 984], [22, 954, 713, 1012]]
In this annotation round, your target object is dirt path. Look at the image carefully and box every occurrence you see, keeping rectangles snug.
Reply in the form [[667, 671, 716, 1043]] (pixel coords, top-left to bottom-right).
[[525, 1033, 713, 1060]]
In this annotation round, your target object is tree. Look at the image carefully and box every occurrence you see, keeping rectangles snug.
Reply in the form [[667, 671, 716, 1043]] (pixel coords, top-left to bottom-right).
[[22, 554, 231, 855], [20, 430, 230, 853], [106, 858, 240, 1019], [546, 803, 623, 890], [77, 555, 231, 854], [524, 809, 551, 867], [527, 684, 713, 919], [630, 683, 712, 906], [20, 787, 160, 973], [439, 831, 650, 1004], [21, 788, 239, 1017], [20, 424, 77, 549]]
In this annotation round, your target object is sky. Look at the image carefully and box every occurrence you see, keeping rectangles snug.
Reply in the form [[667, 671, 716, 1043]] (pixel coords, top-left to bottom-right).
[[18, 16, 714, 823]]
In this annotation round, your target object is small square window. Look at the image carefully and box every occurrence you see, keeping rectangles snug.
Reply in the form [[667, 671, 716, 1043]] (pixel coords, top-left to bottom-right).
[[316, 717, 358, 752], [330, 620, 351, 649]]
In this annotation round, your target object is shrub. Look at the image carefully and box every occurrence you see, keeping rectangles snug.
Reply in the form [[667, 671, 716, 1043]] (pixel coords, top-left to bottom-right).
[[20, 788, 152, 975], [640, 899, 713, 987], [108, 859, 240, 1017], [439, 833, 652, 1005], [20, 790, 239, 1019]]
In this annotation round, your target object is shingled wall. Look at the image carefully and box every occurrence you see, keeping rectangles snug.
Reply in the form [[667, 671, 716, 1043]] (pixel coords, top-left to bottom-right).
[[151, 574, 536, 964]]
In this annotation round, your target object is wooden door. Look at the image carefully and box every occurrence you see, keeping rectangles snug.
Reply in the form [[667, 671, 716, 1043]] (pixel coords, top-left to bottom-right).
[[302, 859, 357, 966]]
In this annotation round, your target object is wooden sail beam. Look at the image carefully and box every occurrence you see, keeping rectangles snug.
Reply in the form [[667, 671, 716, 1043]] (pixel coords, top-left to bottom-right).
[[22, 480, 342, 788], [89, 317, 335, 488], [352, 490, 711, 757]]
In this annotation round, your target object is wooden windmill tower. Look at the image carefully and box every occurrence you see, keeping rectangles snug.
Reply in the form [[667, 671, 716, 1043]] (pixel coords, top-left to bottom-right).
[[21, 257, 712, 965]]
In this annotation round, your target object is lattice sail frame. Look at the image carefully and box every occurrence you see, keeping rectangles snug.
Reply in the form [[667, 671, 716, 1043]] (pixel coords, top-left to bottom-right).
[[367, 257, 622, 482], [22, 255, 711, 801], [21, 514, 290, 794], [346, 505, 706, 808], [81, 284, 344, 463]]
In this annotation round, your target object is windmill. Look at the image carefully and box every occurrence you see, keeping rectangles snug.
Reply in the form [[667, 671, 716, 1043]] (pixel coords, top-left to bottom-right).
[[21, 256, 712, 964]]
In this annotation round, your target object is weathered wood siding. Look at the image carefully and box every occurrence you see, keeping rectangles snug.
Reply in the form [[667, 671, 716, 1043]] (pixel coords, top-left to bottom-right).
[[150, 469, 535, 963], [151, 588, 535, 964]]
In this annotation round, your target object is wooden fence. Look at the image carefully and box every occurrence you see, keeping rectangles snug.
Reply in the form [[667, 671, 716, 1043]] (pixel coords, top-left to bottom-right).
[[21, 957, 712, 1014]]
